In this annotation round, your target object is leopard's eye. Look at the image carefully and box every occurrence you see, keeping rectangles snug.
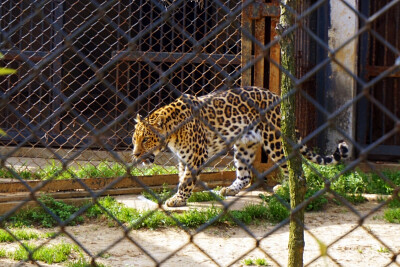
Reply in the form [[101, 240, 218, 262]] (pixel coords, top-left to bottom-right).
[[142, 137, 149, 143]]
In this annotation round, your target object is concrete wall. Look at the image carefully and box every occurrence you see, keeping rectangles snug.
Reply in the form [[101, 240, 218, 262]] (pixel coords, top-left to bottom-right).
[[325, 0, 358, 157]]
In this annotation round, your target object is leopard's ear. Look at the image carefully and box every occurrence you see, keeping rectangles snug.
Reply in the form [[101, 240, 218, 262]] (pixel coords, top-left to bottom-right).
[[135, 114, 141, 123]]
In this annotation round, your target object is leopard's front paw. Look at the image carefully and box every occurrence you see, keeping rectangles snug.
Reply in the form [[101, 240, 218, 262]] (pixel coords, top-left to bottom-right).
[[165, 195, 187, 207], [219, 187, 238, 196]]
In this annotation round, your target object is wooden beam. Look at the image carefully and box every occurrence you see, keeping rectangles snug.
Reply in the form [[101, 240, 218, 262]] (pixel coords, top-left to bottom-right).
[[366, 65, 400, 78], [269, 16, 281, 95], [254, 15, 265, 88], [241, 0, 252, 87], [0, 171, 236, 194]]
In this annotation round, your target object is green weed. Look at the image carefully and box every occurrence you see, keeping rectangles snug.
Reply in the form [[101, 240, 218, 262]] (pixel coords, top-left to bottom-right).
[[1, 161, 178, 180], [0, 167, 35, 180], [258, 194, 289, 223], [384, 208, 400, 223], [67, 257, 108, 267], [262, 183, 328, 212], [188, 189, 224, 202], [173, 208, 216, 228], [341, 193, 367, 204], [37, 161, 74, 180], [8, 242, 78, 264], [243, 258, 254, 265], [142, 184, 173, 204], [142, 184, 224, 204], [0, 248, 6, 258], [242, 258, 269, 266], [304, 188, 329, 211], [254, 258, 269, 266], [6, 195, 83, 228], [387, 197, 400, 208], [0, 229, 46, 242], [366, 171, 400, 195], [132, 165, 178, 176], [377, 247, 390, 253], [303, 163, 400, 195], [89, 196, 286, 229]]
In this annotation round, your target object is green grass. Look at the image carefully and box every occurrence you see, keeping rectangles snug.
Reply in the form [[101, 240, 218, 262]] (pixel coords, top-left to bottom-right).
[[188, 189, 224, 202], [2, 160, 400, 226], [0, 167, 35, 180], [2, 160, 399, 198], [4, 195, 289, 229], [141, 184, 174, 204], [261, 184, 328, 212], [0, 161, 178, 180], [304, 163, 400, 195], [2, 242, 79, 264], [257, 195, 289, 223], [257, 163, 375, 215], [0, 229, 55, 242], [139, 163, 398, 211], [242, 258, 269, 266], [384, 208, 400, 223], [67, 258, 109, 267], [377, 247, 390, 253], [1, 188, 397, 230], [0, 248, 6, 258], [299, 163, 400, 223], [142, 184, 224, 204], [5, 194, 83, 228], [387, 197, 400, 208], [243, 258, 254, 266]]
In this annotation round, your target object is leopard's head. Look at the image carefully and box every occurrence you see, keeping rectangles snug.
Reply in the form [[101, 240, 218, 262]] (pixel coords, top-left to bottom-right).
[[132, 114, 164, 165]]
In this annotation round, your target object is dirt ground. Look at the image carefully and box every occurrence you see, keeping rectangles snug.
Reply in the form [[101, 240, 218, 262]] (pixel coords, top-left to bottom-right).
[[1, 197, 399, 267]]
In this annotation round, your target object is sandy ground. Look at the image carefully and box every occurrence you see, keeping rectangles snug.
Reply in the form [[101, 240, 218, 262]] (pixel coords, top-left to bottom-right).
[[0, 197, 399, 267]]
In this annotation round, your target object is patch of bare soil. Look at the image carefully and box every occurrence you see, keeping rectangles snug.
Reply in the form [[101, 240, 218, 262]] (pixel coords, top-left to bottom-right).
[[1, 200, 399, 267]]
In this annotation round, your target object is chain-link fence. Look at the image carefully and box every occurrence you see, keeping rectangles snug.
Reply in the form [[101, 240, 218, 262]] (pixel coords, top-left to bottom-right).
[[1, 0, 400, 266]]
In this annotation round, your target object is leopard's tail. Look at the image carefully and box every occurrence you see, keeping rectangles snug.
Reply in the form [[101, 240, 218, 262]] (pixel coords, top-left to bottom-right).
[[298, 137, 349, 165]]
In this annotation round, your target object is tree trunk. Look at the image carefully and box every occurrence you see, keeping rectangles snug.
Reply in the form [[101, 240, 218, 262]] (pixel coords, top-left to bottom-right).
[[278, 1, 306, 267]]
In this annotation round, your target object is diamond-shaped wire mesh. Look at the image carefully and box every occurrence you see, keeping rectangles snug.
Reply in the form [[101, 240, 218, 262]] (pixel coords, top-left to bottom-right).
[[0, 0, 400, 266]]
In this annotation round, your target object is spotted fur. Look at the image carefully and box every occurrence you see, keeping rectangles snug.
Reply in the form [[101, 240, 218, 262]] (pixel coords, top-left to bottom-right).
[[132, 87, 349, 207]]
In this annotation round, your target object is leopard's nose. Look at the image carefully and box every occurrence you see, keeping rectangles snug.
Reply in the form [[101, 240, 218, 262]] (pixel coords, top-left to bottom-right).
[[133, 152, 140, 157]]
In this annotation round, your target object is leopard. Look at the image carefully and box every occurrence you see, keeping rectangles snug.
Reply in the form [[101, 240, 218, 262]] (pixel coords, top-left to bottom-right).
[[132, 87, 349, 207]]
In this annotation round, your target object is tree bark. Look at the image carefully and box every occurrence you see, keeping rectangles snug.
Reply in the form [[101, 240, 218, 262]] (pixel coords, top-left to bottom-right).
[[278, 1, 306, 267]]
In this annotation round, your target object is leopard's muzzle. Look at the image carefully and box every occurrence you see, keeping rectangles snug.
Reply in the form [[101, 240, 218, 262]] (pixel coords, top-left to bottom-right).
[[132, 152, 155, 165]]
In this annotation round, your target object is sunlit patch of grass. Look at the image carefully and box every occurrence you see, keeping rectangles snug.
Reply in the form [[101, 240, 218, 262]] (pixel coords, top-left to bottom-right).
[[67, 257, 109, 267], [0, 229, 51, 242], [242, 258, 269, 266], [5, 195, 83, 228], [5, 242, 79, 264], [1, 161, 178, 180], [384, 208, 400, 224], [377, 247, 390, 253], [142, 184, 224, 204]]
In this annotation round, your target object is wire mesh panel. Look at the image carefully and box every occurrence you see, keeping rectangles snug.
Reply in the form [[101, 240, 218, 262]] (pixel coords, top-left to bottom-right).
[[0, 0, 399, 266], [0, 0, 241, 173]]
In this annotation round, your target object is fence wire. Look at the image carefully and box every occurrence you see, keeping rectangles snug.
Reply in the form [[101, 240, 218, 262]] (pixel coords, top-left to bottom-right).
[[0, 0, 400, 266]]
